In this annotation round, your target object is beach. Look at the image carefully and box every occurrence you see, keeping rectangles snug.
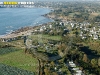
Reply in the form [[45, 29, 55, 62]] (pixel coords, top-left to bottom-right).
[[0, 22, 51, 39]]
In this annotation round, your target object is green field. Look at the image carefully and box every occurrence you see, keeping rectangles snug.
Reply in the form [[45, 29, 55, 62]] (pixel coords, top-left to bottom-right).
[[0, 63, 35, 75], [29, 34, 61, 41], [0, 47, 20, 55], [0, 50, 38, 73]]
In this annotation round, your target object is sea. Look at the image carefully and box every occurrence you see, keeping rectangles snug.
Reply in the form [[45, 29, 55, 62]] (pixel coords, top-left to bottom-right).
[[0, 8, 53, 35]]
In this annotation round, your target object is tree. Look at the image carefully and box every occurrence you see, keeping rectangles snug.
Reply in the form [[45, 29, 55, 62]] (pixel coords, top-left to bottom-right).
[[83, 54, 88, 63], [52, 72, 58, 75], [50, 61, 55, 67], [91, 59, 97, 67], [58, 43, 69, 57], [94, 15, 100, 22], [44, 68, 51, 75], [98, 58, 100, 66]]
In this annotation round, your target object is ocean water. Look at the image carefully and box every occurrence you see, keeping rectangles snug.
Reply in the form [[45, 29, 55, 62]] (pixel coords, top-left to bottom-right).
[[0, 8, 53, 35]]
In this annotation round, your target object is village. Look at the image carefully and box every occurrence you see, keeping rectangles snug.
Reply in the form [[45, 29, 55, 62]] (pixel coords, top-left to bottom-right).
[[0, 1, 100, 75], [1, 20, 100, 42], [1, 20, 99, 75]]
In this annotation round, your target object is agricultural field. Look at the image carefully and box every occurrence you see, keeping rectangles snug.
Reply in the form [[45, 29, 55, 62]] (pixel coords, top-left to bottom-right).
[[0, 63, 35, 75], [0, 47, 20, 55], [0, 48, 39, 74]]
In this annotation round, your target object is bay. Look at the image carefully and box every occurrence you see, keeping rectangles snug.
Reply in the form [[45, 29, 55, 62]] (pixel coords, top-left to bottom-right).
[[0, 8, 53, 35]]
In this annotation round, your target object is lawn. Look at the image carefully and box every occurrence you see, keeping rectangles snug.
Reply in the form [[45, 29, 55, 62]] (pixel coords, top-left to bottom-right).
[[0, 50, 39, 73]]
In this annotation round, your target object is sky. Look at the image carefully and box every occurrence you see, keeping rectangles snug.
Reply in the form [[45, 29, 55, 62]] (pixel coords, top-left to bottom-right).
[[0, 0, 99, 1]]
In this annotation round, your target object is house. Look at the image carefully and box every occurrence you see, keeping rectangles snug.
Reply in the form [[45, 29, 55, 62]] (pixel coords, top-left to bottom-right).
[[72, 67, 79, 71], [1, 38, 6, 42], [90, 29, 94, 33], [69, 61, 74, 64], [69, 63, 76, 67], [54, 67, 57, 70], [71, 23, 75, 28], [69, 61, 76, 67], [79, 32, 83, 36], [93, 27, 96, 30], [89, 34, 92, 37], [93, 31, 96, 34], [40, 27, 43, 32], [34, 30, 38, 32], [93, 35, 98, 40], [80, 26, 82, 29], [75, 70, 82, 75], [84, 27, 87, 31], [62, 29, 69, 36], [60, 22, 64, 26], [82, 36, 86, 39], [49, 25, 52, 28], [75, 73, 81, 75]]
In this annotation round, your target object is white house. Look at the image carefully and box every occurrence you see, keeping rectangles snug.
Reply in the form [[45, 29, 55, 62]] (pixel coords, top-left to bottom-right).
[[69, 61, 74, 64], [70, 63, 76, 67], [90, 29, 94, 33], [72, 67, 79, 71], [40, 28, 43, 32], [93, 35, 98, 40], [49, 25, 52, 28], [82, 36, 86, 39], [75, 70, 82, 75], [69, 61, 76, 67]]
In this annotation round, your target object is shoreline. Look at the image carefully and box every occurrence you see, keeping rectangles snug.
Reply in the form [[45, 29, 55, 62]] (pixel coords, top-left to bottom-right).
[[0, 8, 54, 39], [0, 22, 52, 39]]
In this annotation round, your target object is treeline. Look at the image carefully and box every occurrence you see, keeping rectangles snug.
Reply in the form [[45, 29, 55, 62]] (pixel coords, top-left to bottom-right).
[[60, 34, 100, 75]]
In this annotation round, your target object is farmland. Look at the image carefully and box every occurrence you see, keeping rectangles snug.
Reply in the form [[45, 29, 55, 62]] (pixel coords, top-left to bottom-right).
[[0, 47, 20, 55], [0, 63, 35, 75], [0, 49, 38, 75]]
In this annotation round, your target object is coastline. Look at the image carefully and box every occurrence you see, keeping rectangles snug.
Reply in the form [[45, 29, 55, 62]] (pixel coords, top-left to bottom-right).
[[0, 22, 52, 39], [0, 8, 54, 39]]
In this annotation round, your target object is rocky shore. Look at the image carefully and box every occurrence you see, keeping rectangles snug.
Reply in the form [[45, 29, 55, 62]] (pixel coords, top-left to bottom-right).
[[0, 22, 51, 39], [0, 10, 54, 39]]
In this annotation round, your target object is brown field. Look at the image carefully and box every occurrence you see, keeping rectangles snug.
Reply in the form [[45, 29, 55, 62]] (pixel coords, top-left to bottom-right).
[[90, 12, 100, 16]]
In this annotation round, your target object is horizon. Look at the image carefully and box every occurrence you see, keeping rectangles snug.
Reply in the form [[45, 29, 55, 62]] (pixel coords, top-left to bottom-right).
[[0, 0, 99, 2]]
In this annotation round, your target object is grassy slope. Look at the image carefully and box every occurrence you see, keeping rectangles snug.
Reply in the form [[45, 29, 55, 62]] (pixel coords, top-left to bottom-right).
[[0, 50, 38, 73]]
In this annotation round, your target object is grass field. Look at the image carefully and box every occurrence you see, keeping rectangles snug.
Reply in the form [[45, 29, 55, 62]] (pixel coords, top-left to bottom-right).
[[29, 34, 61, 41], [0, 63, 35, 75], [0, 47, 20, 55], [0, 50, 38, 73]]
